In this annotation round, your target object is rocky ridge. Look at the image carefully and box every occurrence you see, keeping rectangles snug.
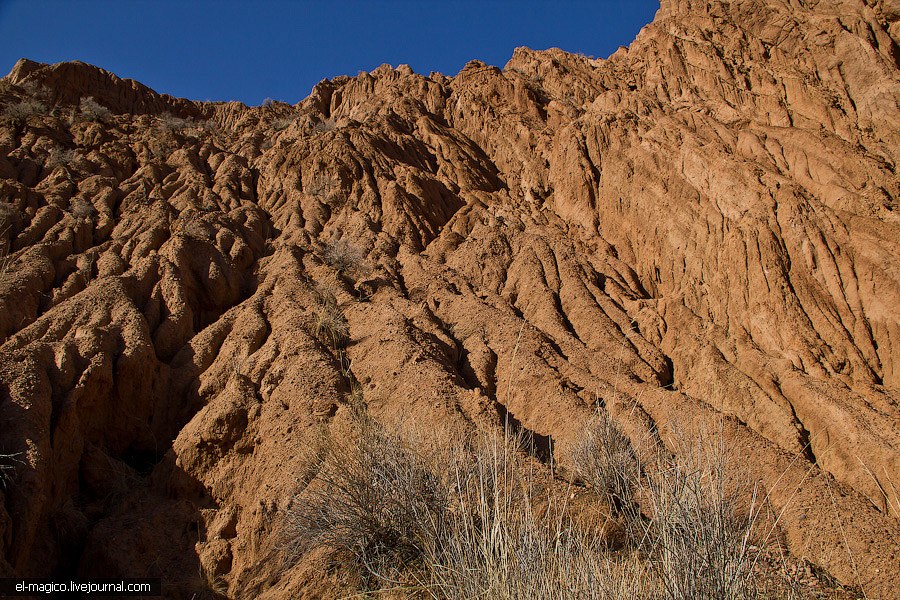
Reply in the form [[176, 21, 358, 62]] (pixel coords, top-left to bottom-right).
[[0, 0, 898, 597]]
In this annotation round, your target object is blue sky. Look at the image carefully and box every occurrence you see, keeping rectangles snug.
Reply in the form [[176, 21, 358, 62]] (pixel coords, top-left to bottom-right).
[[0, 1, 659, 106]]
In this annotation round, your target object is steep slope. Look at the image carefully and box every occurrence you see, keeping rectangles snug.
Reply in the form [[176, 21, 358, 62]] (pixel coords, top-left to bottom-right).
[[0, 0, 897, 597]]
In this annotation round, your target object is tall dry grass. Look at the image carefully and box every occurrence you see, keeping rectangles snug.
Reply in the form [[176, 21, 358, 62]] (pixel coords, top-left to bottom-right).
[[572, 408, 645, 544], [283, 412, 447, 587], [645, 428, 762, 600], [421, 432, 656, 599], [283, 410, 804, 599]]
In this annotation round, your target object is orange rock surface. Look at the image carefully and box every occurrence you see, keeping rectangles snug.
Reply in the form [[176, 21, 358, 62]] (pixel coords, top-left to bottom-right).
[[0, 0, 897, 597]]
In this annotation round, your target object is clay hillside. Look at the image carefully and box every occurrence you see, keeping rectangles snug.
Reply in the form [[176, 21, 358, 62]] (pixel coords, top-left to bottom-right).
[[0, 0, 898, 598]]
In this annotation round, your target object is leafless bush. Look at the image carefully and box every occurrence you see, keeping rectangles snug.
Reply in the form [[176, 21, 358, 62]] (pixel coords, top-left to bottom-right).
[[283, 412, 448, 588], [70, 198, 97, 221], [305, 173, 335, 200], [79, 96, 111, 123], [321, 238, 364, 275], [646, 430, 761, 600], [270, 116, 294, 131], [3, 99, 47, 125], [45, 148, 78, 171], [573, 408, 645, 544], [313, 119, 335, 133], [311, 285, 349, 348], [157, 111, 190, 132]]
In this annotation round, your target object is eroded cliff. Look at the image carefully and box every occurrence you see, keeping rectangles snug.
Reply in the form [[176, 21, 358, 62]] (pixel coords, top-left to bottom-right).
[[0, 0, 897, 597]]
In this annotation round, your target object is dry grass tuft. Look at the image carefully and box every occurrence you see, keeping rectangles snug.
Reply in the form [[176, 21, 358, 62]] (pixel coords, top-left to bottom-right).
[[573, 408, 644, 543], [422, 432, 655, 600], [320, 238, 365, 276], [645, 427, 762, 600], [311, 285, 349, 348], [283, 412, 447, 588]]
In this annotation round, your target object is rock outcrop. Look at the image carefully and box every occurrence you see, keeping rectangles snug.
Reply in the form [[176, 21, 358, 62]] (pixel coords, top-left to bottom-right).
[[0, 0, 897, 597]]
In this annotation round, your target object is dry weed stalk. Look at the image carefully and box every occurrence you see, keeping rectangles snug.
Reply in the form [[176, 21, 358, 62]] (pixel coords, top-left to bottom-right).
[[572, 408, 644, 543], [645, 426, 762, 600], [0, 226, 14, 279]]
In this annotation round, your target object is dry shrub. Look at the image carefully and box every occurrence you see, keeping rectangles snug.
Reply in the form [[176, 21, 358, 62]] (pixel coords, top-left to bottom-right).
[[0, 226, 14, 279], [70, 198, 97, 221], [423, 433, 654, 600], [304, 174, 337, 202], [3, 99, 47, 125], [284, 410, 798, 599], [79, 96, 111, 123], [45, 148, 78, 171], [311, 285, 349, 348], [0, 453, 22, 492], [575, 416, 771, 600], [0, 252, 10, 279], [573, 408, 644, 543], [320, 238, 364, 275], [157, 111, 190, 132], [270, 116, 294, 131], [284, 414, 660, 598], [645, 428, 762, 600], [312, 119, 335, 133], [283, 412, 447, 588]]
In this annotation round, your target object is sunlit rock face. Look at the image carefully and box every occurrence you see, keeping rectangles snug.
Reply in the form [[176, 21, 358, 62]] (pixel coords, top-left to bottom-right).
[[0, 0, 897, 596]]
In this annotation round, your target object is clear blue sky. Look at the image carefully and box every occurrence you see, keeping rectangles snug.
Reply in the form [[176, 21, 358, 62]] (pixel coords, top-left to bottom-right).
[[0, 1, 659, 106]]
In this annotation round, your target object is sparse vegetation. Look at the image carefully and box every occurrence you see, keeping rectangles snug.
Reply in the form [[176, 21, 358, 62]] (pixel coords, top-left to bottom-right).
[[79, 96, 112, 123], [44, 148, 78, 171], [305, 173, 336, 201], [312, 119, 335, 133], [284, 411, 447, 587], [645, 429, 761, 600], [311, 284, 350, 348], [320, 238, 365, 276], [2, 99, 47, 125], [70, 199, 97, 222], [0, 227, 14, 279], [284, 412, 795, 599], [573, 407, 644, 542], [157, 111, 191, 132], [420, 431, 651, 600], [270, 116, 295, 131]]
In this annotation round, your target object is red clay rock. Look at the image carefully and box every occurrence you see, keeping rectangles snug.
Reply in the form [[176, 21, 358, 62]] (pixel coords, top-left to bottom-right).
[[0, 0, 897, 597]]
